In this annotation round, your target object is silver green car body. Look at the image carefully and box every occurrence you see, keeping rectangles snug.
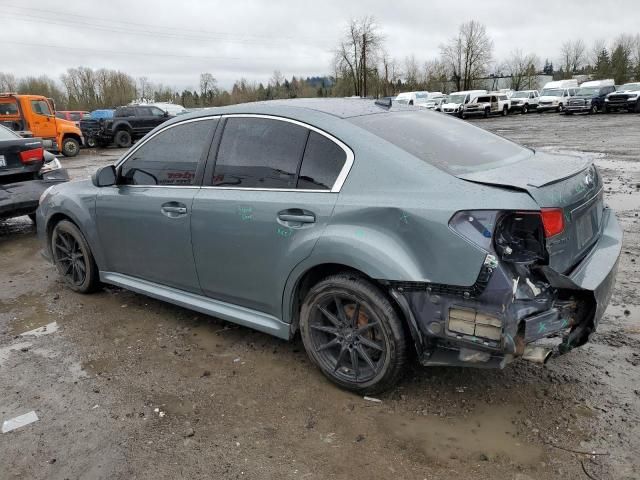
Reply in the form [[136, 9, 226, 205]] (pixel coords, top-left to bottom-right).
[[37, 99, 622, 368]]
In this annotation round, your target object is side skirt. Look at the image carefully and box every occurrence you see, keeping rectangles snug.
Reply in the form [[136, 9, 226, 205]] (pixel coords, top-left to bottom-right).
[[99, 272, 291, 340]]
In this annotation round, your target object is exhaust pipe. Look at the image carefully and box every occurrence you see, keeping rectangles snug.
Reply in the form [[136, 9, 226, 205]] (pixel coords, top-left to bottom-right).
[[521, 346, 553, 364]]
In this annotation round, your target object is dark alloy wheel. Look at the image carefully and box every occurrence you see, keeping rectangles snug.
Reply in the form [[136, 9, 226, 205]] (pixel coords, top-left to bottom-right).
[[51, 220, 99, 293], [115, 130, 132, 148], [300, 274, 407, 393]]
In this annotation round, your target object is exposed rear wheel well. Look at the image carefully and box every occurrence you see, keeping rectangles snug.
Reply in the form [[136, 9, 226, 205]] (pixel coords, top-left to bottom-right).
[[289, 264, 414, 350]]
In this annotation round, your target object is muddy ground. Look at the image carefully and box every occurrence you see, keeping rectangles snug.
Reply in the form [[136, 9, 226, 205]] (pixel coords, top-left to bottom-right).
[[1, 111, 639, 480]]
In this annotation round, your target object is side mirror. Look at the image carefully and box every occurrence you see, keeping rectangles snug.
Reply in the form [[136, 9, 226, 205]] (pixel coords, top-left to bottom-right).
[[163, 111, 169, 117], [92, 165, 117, 187]]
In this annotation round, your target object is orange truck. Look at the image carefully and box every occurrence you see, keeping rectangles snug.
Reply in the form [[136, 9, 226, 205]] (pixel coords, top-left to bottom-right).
[[0, 93, 83, 157]]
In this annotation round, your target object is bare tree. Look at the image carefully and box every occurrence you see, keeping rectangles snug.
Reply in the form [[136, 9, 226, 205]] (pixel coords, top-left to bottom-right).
[[334, 16, 382, 97], [560, 39, 586, 75], [199, 73, 218, 106], [423, 58, 450, 92], [403, 55, 420, 90], [505, 50, 540, 90], [0, 72, 18, 92], [137, 76, 151, 101], [441, 20, 493, 91]]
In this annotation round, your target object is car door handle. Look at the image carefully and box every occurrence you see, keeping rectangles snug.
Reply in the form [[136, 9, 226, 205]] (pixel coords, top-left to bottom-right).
[[277, 209, 316, 224], [161, 202, 188, 217]]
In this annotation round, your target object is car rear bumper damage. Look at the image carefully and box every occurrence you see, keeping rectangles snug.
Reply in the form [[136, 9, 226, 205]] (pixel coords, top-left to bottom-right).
[[387, 207, 622, 369], [0, 170, 69, 219]]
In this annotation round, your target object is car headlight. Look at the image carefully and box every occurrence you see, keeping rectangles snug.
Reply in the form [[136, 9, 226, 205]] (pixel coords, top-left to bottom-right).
[[40, 157, 62, 174], [39, 185, 56, 205], [629, 95, 638, 100], [605, 98, 610, 102]]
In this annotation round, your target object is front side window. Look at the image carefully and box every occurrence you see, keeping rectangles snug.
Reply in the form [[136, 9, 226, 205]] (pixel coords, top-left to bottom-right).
[[31, 100, 52, 116], [120, 119, 217, 186], [298, 132, 347, 190], [150, 107, 166, 117], [212, 117, 309, 188]]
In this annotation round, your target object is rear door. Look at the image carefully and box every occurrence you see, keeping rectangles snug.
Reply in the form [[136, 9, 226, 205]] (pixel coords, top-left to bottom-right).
[[96, 117, 218, 293], [191, 115, 351, 318]]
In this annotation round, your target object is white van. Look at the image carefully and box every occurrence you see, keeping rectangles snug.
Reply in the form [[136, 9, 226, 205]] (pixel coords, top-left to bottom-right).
[[538, 80, 579, 113], [394, 91, 430, 107], [441, 90, 488, 117]]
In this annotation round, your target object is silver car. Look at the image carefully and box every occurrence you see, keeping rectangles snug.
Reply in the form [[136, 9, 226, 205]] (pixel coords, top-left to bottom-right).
[[37, 99, 622, 393]]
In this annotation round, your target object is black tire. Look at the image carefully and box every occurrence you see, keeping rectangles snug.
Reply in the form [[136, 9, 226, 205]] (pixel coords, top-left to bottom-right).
[[635, 101, 640, 113], [502, 106, 508, 116], [557, 103, 564, 112], [590, 104, 598, 114], [299, 273, 407, 394], [565, 111, 573, 115], [483, 108, 489, 118], [114, 130, 132, 148], [522, 104, 529, 114], [86, 137, 98, 148], [61, 137, 80, 157], [50, 220, 100, 293]]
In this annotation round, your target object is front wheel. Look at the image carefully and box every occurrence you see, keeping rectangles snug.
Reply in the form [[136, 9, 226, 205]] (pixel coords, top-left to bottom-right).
[[86, 137, 98, 148], [61, 137, 80, 157], [299, 274, 407, 394], [557, 103, 564, 112], [502, 106, 508, 116], [590, 104, 598, 114], [51, 220, 100, 293], [522, 104, 529, 114]]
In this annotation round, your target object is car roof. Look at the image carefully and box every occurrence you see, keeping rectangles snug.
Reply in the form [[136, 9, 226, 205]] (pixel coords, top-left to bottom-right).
[[168, 98, 415, 121]]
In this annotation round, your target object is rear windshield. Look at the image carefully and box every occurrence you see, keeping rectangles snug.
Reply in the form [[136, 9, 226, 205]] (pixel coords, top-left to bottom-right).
[[0, 125, 19, 140], [0, 101, 19, 115], [349, 111, 532, 174]]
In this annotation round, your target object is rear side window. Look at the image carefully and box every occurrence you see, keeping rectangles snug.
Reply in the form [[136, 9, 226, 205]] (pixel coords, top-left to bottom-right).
[[120, 119, 217, 186], [116, 107, 135, 117], [298, 132, 347, 190], [350, 111, 531, 175], [213, 117, 308, 188]]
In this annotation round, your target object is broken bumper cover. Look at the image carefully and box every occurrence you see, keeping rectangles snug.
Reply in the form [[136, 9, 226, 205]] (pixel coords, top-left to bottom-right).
[[391, 207, 622, 368], [0, 170, 69, 220]]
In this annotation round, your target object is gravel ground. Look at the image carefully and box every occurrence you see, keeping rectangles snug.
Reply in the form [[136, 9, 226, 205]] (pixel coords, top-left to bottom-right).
[[0, 111, 639, 480]]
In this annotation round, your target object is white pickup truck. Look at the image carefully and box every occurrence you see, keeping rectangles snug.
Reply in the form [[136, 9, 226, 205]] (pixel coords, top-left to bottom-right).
[[538, 80, 578, 113], [509, 90, 540, 114]]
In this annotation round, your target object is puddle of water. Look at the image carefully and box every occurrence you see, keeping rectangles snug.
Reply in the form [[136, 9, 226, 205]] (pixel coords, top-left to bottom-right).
[[20, 322, 59, 337], [378, 405, 543, 464], [604, 304, 640, 334]]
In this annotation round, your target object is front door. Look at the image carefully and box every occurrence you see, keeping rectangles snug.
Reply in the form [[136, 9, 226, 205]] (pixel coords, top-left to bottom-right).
[[96, 117, 218, 293], [28, 99, 58, 141], [191, 116, 350, 318]]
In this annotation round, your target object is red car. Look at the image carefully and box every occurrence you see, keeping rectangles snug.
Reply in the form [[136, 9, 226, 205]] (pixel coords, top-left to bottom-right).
[[55, 110, 90, 126]]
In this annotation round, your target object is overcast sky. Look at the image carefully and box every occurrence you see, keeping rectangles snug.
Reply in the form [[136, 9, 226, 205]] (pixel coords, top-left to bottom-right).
[[3, 0, 639, 91]]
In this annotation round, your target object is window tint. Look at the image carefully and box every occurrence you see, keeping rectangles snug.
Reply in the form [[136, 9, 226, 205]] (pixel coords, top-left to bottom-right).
[[150, 107, 165, 117], [298, 132, 347, 190], [0, 125, 20, 140], [137, 107, 153, 116], [121, 119, 217, 186], [350, 111, 531, 175], [31, 100, 52, 116], [116, 107, 135, 117], [70, 112, 82, 121], [213, 117, 308, 188]]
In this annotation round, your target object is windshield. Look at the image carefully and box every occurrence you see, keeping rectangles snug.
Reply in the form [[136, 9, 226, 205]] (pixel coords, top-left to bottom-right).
[[448, 94, 468, 104], [577, 87, 600, 96], [415, 93, 429, 102], [619, 83, 640, 91], [349, 111, 532, 175], [513, 92, 530, 98], [0, 125, 20, 140], [540, 89, 563, 97]]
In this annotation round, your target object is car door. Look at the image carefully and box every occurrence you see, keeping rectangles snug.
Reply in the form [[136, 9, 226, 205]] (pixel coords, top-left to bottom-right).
[[134, 106, 155, 134], [148, 106, 169, 129], [28, 99, 57, 141], [191, 115, 351, 318], [96, 117, 219, 293]]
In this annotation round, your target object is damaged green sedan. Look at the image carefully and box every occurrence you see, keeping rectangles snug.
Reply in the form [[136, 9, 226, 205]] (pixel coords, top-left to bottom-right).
[[36, 99, 622, 393]]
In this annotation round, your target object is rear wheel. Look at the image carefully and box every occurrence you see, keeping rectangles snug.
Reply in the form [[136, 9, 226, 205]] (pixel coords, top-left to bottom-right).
[[114, 130, 132, 148], [61, 137, 80, 157], [299, 274, 407, 394], [51, 220, 100, 293]]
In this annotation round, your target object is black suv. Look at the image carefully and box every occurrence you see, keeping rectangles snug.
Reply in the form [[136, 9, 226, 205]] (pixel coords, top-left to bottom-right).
[[100, 105, 172, 148]]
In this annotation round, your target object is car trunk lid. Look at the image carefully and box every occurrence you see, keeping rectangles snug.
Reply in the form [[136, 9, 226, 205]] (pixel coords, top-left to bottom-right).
[[458, 151, 604, 273], [0, 137, 44, 185]]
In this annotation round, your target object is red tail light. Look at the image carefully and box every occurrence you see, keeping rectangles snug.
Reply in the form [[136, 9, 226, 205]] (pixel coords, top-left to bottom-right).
[[19, 147, 44, 164], [541, 208, 564, 237]]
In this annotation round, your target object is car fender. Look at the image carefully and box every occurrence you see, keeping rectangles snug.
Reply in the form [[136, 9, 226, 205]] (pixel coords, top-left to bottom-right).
[[41, 181, 105, 269]]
